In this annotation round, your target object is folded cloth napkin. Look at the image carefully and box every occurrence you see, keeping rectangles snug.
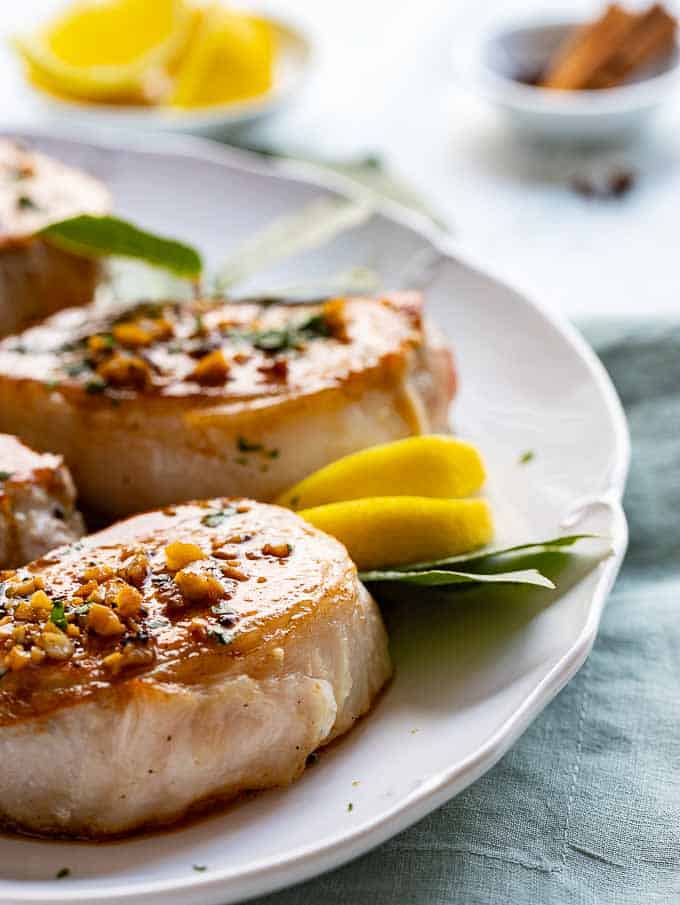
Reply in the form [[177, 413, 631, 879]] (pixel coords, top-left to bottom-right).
[[242, 324, 680, 905]]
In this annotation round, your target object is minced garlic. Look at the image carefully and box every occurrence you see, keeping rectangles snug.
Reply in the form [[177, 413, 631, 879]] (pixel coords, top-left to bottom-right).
[[37, 631, 73, 660], [165, 541, 207, 571], [173, 569, 225, 603], [6, 646, 30, 671], [87, 603, 125, 636], [5, 575, 44, 597], [114, 584, 143, 617]]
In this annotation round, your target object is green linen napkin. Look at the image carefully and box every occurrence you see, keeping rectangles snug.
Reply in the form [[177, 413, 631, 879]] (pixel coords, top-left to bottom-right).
[[246, 319, 680, 905]]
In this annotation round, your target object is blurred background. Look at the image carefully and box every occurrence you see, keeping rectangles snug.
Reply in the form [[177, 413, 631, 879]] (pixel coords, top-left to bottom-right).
[[3, 0, 680, 320]]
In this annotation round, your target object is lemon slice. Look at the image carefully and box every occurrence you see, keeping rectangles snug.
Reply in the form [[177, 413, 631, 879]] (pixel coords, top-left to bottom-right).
[[13, 0, 193, 102], [276, 436, 486, 511], [299, 497, 493, 571], [170, 4, 275, 107]]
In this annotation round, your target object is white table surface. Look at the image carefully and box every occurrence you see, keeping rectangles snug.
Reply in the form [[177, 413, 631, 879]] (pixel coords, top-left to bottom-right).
[[2, 0, 679, 319]]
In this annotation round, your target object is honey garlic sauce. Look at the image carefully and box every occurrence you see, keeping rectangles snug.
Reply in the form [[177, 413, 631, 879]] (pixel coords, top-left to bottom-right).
[[0, 499, 354, 724], [0, 294, 422, 403]]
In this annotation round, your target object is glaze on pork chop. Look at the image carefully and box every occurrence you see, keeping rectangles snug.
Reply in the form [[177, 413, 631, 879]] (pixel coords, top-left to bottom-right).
[[0, 498, 391, 838], [0, 292, 455, 517], [0, 139, 110, 336]]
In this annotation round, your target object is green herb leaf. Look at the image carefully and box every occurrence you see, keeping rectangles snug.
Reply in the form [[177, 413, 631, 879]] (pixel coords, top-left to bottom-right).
[[66, 362, 91, 378], [519, 450, 535, 464], [359, 567, 555, 590], [392, 535, 597, 572], [237, 436, 263, 453], [56, 867, 70, 879], [85, 379, 107, 395], [17, 194, 39, 211], [244, 312, 332, 354], [0, 471, 13, 481], [201, 509, 234, 528], [40, 215, 203, 279], [50, 600, 68, 631]]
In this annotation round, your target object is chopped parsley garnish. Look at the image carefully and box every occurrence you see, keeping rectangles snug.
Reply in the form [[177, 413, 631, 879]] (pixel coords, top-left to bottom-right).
[[237, 437, 280, 460], [249, 312, 331, 353], [0, 471, 13, 481], [193, 865, 207, 872], [297, 313, 332, 338], [50, 600, 67, 631], [237, 436, 263, 453], [66, 362, 91, 377], [85, 379, 107, 395], [201, 509, 234, 528], [17, 194, 39, 211], [519, 450, 535, 465], [347, 802, 354, 812], [251, 329, 290, 352], [56, 867, 70, 879], [208, 625, 234, 645]]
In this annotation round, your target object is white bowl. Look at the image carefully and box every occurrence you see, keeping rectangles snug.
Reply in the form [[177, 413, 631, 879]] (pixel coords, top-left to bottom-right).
[[456, 18, 680, 142]]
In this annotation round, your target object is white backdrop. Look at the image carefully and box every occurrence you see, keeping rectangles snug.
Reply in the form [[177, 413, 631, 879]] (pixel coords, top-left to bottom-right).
[[2, 0, 680, 318]]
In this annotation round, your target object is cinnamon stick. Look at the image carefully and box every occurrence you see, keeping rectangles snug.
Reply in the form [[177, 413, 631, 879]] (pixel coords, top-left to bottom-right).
[[540, 5, 639, 90], [586, 4, 677, 88]]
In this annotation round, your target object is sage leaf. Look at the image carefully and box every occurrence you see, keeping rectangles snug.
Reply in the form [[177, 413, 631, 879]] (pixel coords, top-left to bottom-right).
[[40, 215, 202, 279], [359, 567, 555, 590]]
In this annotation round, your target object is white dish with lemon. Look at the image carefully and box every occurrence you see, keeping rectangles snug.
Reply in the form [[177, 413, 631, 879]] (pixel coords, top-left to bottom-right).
[[11, 1, 312, 133], [0, 129, 628, 904]]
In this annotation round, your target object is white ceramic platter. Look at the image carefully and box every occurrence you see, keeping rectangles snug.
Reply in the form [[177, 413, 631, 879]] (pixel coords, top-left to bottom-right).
[[0, 129, 629, 905], [19, 19, 312, 136]]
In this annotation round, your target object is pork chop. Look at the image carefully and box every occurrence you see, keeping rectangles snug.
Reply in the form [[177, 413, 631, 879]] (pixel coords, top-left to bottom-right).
[[0, 434, 84, 569], [0, 292, 455, 518], [0, 139, 110, 336], [0, 498, 391, 837]]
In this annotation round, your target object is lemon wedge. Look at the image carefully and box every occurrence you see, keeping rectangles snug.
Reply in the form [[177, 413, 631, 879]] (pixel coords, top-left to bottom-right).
[[299, 497, 493, 571], [13, 0, 193, 102], [276, 436, 486, 511], [170, 4, 275, 107]]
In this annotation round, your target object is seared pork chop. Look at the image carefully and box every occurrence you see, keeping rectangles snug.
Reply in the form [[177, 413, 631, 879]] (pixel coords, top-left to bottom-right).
[[0, 292, 455, 518], [0, 498, 391, 837], [0, 140, 110, 336], [0, 434, 83, 569]]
